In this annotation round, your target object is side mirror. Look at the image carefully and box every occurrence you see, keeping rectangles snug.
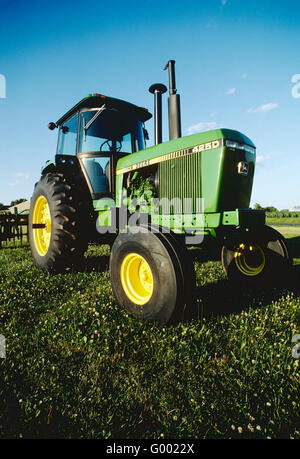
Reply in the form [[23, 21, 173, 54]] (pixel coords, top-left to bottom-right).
[[62, 126, 69, 134], [48, 122, 57, 130]]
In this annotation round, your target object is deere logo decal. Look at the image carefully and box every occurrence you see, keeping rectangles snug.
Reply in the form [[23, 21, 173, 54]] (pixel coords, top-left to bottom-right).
[[238, 161, 249, 176], [116, 139, 222, 175]]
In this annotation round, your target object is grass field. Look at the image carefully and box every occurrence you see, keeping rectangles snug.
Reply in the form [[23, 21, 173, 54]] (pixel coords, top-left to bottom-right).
[[0, 227, 299, 439], [266, 214, 300, 225], [267, 217, 300, 225]]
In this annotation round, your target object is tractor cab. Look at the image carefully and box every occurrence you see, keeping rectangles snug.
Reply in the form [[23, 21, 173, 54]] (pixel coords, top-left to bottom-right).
[[51, 94, 152, 198]]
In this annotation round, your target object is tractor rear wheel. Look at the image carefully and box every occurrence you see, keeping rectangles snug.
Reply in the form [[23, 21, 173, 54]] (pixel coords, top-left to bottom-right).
[[221, 225, 291, 285], [29, 173, 89, 273], [109, 226, 196, 325]]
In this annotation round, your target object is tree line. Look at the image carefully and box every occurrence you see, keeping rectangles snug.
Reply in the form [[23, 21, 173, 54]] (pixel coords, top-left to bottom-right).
[[253, 204, 300, 218]]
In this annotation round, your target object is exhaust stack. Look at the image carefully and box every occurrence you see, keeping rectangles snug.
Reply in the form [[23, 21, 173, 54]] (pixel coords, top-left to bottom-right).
[[164, 60, 182, 140], [149, 83, 167, 145]]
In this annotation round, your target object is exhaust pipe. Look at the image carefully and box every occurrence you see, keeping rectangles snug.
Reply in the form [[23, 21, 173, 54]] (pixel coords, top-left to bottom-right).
[[164, 60, 182, 140], [149, 83, 167, 145]]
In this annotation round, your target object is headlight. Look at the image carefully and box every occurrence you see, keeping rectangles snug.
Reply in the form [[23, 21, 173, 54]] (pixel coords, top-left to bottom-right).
[[226, 140, 240, 149], [225, 140, 256, 155], [244, 144, 256, 154]]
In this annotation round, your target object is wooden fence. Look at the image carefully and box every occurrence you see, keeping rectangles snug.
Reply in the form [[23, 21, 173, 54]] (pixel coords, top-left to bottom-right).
[[0, 214, 29, 248]]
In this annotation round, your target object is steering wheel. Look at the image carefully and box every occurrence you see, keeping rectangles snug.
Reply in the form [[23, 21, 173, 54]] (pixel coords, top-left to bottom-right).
[[100, 139, 122, 152]]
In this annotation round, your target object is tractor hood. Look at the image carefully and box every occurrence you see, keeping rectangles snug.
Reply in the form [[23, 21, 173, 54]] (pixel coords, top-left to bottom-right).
[[116, 128, 255, 175], [116, 128, 256, 215]]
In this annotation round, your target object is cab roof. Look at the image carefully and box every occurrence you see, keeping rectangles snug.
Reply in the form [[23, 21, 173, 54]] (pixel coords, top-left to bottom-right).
[[56, 93, 152, 126]]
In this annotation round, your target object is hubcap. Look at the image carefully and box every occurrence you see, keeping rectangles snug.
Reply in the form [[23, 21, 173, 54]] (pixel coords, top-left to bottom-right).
[[32, 196, 51, 256], [120, 253, 153, 305], [234, 243, 266, 277]]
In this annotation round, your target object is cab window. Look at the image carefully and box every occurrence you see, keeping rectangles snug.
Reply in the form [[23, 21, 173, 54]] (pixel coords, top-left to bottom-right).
[[56, 113, 79, 155]]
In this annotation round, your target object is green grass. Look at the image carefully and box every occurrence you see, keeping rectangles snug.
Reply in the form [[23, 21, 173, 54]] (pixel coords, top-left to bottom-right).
[[267, 217, 300, 224], [0, 229, 299, 439], [266, 212, 300, 225]]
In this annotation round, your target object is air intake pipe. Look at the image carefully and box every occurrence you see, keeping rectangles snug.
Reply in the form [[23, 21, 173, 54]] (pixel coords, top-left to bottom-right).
[[149, 83, 167, 145], [164, 60, 182, 140]]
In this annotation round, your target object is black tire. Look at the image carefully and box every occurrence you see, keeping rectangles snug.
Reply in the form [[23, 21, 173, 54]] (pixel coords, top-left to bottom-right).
[[221, 225, 292, 285], [109, 226, 196, 325], [29, 173, 89, 273]]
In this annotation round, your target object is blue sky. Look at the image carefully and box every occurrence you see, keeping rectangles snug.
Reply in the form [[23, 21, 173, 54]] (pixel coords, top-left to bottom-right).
[[0, 0, 300, 209]]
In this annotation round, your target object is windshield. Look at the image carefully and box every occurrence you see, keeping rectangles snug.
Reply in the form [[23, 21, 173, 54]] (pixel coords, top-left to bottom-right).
[[78, 109, 145, 154]]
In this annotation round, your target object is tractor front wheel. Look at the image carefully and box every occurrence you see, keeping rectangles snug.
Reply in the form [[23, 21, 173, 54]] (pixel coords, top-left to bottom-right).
[[221, 225, 291, 285], [109, 226, 196, 325]]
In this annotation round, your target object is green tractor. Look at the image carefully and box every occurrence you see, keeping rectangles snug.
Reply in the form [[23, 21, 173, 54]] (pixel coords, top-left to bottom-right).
[[29, 60, 291, 325]]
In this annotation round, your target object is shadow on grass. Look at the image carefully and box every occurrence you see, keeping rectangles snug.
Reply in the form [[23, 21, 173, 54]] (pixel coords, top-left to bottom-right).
[[286, 236, 300, 258], [80, 255, 110, 273], [183, 263, 300, 323]]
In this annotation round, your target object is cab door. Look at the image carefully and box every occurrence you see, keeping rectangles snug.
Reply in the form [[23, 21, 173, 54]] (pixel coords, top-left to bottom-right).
[[78, 153, 112, 197], [77, 108, 141, 199]]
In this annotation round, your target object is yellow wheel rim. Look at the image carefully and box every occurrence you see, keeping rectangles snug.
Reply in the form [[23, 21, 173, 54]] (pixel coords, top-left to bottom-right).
[[32, 196, 51, 256], [120, 253, 154, 305], [234, 243, 265, 277]]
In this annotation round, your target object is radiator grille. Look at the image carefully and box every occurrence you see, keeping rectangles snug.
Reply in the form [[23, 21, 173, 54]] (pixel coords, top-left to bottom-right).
[[159, 152, 202, 214]]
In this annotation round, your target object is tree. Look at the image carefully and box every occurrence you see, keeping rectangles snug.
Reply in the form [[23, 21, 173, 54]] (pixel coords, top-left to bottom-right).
[[264, 206, 278, 213], [253, 204, 279, 212]]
